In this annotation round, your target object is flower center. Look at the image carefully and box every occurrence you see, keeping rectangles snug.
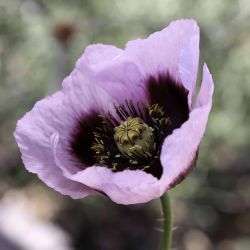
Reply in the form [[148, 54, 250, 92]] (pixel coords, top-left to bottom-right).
[[114, 117, 155, 164], [91, 101, 171, 176]]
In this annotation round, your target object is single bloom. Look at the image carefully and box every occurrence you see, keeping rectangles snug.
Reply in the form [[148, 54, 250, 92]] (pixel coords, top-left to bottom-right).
[[14, 19, 214, 205]]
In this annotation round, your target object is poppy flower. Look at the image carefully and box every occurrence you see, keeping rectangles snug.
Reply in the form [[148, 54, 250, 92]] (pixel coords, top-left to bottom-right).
[[14, 19, 214, 205]]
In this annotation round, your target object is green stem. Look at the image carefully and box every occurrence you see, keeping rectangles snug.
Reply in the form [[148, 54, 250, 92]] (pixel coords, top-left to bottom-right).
[[160, 193, 173, 250]]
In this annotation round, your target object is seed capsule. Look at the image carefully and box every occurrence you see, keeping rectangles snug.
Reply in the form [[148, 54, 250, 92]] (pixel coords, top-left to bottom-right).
[[114, 117, 155, 162]]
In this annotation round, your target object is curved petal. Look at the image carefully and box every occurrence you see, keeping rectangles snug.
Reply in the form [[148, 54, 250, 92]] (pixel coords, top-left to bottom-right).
[[76, 44, 123, 72], [61, 68, 116, 121], [75, 44, 147, 105], [59, 69, 122, 169], [179, 30, 200, 106], [159, 64, 214, 191], [14, 91, 96, 198], [92, 59, 147, 104], [72, 20, 199, 107], [125, 19, 199, 107], [67, 166, 161, 205], [16, 48, 145, 199]]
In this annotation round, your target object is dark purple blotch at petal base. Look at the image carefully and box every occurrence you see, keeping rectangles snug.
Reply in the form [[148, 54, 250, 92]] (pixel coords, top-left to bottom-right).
[[143, 73, 190, 178], [70, 111, 103, 167], [146, 73, 189, 132]]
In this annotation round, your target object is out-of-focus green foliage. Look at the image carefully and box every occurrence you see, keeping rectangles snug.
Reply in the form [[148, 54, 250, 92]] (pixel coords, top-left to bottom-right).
[[0, 0, 250, 249]]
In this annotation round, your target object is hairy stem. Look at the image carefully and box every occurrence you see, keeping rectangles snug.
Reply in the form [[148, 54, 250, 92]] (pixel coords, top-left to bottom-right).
[[160, 193, 173, 250]]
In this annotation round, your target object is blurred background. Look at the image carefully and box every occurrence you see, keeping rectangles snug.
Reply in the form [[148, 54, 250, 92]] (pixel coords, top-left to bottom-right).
[[0, 0, 250, 249]]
